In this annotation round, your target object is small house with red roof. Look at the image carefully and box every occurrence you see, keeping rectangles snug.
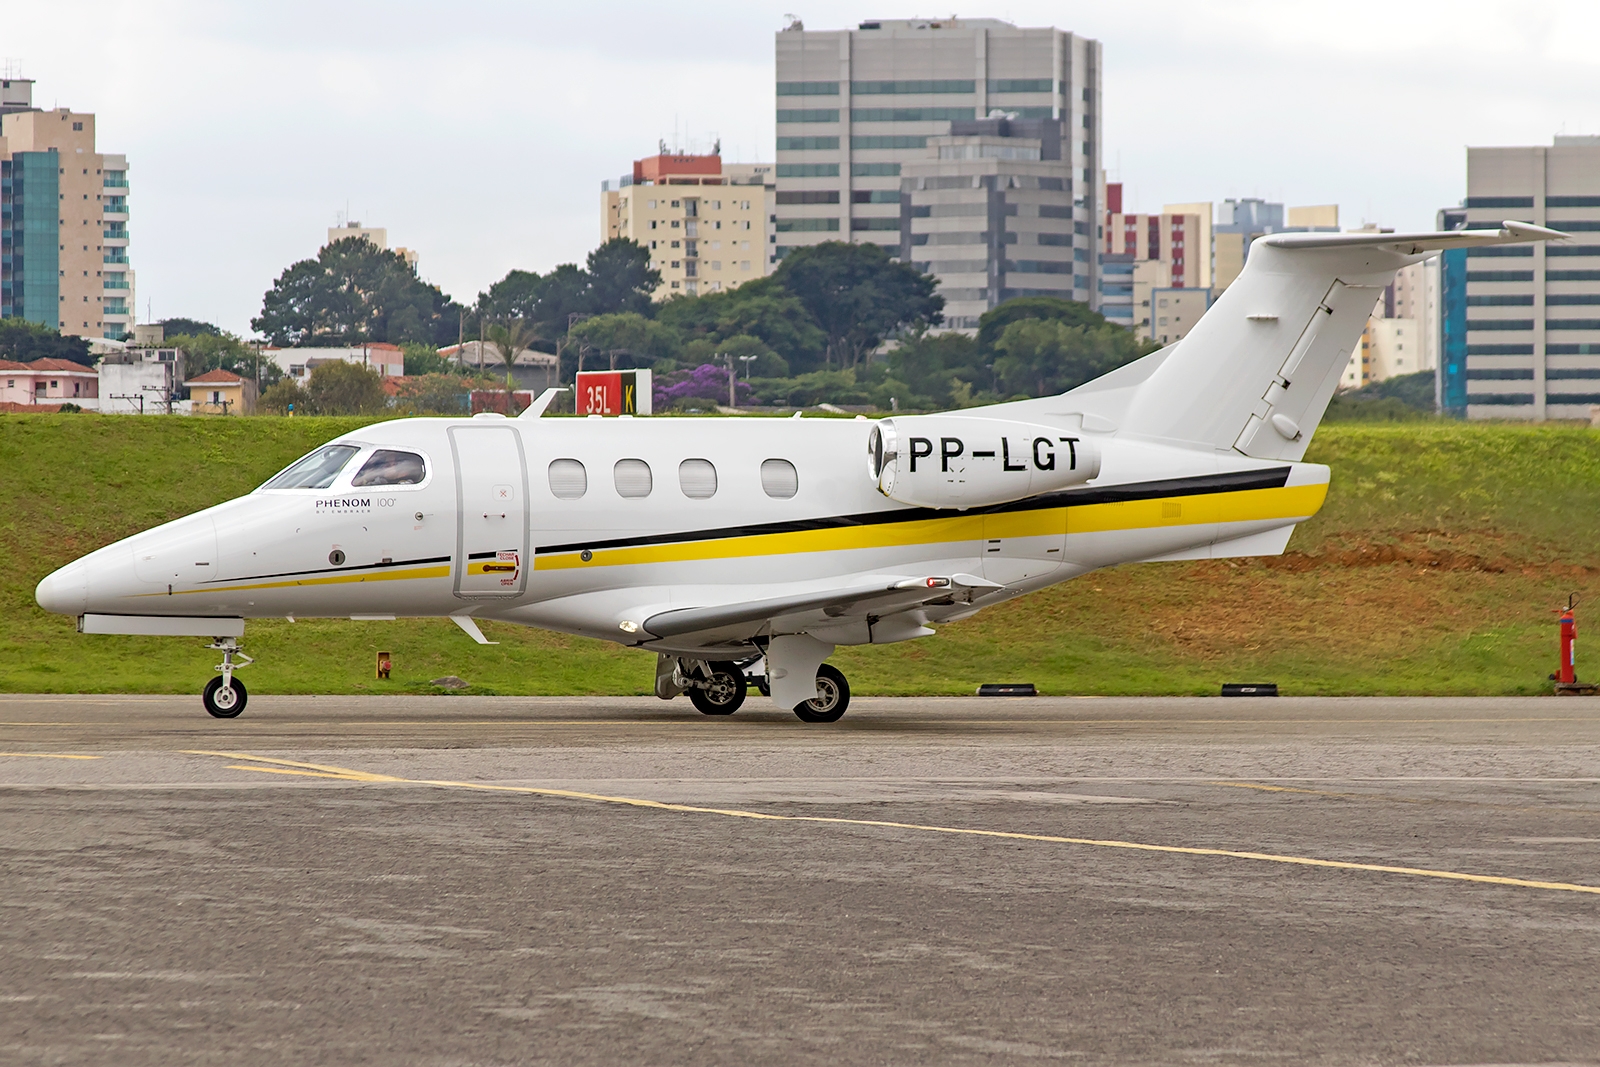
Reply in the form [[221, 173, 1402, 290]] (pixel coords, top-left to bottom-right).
[[0, 358, 100, 408], [185, 368, 257, 415]]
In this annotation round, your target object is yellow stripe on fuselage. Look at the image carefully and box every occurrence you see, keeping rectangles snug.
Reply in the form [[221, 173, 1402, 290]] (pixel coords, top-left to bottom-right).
[[537, 481, 1328, 571]]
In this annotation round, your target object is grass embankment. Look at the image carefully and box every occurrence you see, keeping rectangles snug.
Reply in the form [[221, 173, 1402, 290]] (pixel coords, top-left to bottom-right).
[[2, 414, 1596, 696]]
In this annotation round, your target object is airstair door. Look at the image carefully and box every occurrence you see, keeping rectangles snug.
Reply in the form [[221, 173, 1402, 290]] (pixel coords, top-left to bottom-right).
[[450, 425, 528, 598]]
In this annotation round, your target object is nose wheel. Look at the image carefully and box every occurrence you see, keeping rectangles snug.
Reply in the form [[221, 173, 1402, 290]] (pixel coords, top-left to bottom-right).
[[202, 638, 253, 719]]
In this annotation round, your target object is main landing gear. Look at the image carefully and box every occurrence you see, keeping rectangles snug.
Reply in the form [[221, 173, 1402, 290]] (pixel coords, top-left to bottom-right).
[[201, 638, 253, 719], [659, 655, 851, 723], [793, 663, 850, 724]]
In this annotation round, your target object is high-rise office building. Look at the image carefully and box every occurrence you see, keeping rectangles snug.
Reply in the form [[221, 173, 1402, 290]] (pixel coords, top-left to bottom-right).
[[1438, 136, 1600, 420], [0, 78, 132, 340], [774, 17, 1102, 320], [897, 116, 1080, 329], [601, 152, 777, 299]]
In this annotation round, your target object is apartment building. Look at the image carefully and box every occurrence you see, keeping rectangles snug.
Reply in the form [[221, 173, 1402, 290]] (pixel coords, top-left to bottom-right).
[[1438, 136, 1600, 420], [326, 220, 419, 269], [0, 78, 132, 340], [601, 152, 776, 299], [775, 17, 1102, 312]]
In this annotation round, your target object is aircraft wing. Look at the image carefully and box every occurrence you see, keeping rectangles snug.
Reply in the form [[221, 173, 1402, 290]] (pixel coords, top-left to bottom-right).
[[640, 573, 1003, 641]]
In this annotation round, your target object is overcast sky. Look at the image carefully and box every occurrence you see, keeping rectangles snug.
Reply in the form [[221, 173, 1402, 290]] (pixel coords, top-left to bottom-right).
[[9, 1, 1598, 336]]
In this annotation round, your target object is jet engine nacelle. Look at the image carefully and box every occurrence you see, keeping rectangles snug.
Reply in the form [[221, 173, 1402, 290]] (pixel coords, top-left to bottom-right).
[[867, 416, 1101, 509]]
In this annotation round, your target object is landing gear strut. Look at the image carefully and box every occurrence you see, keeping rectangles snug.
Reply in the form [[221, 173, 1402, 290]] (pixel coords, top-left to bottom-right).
[[202, 638, 253, 719]]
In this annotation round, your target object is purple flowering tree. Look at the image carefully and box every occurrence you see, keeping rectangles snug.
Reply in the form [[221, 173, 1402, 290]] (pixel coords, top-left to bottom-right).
[[653, 363, 753, 409]]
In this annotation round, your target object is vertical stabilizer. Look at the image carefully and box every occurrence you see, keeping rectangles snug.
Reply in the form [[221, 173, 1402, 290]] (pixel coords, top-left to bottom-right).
[[1119, 223, 1569, 459]]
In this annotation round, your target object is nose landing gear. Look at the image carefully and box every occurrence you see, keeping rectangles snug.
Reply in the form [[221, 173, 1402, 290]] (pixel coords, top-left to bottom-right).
[[202, 638, 253, 719]]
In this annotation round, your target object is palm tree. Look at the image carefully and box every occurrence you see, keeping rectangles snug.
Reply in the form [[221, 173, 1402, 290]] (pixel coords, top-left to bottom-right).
[[486, 318, 534, 414]]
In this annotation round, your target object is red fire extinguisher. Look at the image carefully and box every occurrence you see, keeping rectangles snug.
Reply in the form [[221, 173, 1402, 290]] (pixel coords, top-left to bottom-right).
[[1554, 593, 1579, 685]]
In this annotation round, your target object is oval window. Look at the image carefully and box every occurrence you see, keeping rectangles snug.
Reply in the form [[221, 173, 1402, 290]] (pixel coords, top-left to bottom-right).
[[351, 449, 426, 486], [761, 458, 798, 499], [614, 458, 653, 498], [679, 458, 717, 499], [548, 458, 588, 499]]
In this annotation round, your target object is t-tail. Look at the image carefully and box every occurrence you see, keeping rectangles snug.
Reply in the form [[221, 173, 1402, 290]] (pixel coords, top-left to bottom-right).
[[1119, 221, 1569, 459]]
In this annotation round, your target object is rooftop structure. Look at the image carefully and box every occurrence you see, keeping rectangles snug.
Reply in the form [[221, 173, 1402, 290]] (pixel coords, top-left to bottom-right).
[[601, 152, 777, 299]]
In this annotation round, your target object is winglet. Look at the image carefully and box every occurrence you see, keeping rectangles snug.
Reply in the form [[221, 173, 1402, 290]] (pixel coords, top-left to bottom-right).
[[518, 387, 567, 419], [450, 614, 499, 644]]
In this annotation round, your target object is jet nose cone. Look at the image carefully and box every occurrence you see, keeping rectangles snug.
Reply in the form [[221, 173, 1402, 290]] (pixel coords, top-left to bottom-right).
[[35, 560, 88, 617]]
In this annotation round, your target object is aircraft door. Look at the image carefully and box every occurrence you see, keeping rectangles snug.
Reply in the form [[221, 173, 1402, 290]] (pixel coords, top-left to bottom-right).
[[450, 425, 529, 598]]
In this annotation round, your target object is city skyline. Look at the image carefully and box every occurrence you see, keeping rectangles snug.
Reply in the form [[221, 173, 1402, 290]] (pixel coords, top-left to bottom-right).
[[6, 0, 1597, 336]]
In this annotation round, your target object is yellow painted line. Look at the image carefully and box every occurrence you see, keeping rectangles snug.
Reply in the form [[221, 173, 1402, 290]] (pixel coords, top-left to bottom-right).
[[145, 564, 451, 598], [182, 750, 401, 782], [1213, 781, 1349, 796], [537, 483, 1328, 571], [226, 764, 381, 782], [189, 750, 1600, 898], [0, 752, 101, 760]]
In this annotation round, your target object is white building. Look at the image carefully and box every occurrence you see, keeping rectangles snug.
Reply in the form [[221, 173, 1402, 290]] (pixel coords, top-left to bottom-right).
[[98, 346, 185, 414], [263, 343, 405, 381]]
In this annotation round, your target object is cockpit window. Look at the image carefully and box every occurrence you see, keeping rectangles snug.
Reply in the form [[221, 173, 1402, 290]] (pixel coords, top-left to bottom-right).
[[351, 449, 426, 487], [261, 444, 361, 490]]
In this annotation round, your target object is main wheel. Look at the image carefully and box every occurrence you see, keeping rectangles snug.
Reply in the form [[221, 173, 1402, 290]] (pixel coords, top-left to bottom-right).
[[202, 675, 248, 719], [793, 664, 850, 723], [688, 662, 747, 715]]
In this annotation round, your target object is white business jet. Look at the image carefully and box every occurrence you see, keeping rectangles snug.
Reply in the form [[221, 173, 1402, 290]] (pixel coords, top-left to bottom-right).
[[36, 222, 1566, 720]]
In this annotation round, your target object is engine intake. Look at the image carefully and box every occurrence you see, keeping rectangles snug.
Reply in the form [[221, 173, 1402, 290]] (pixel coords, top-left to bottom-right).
[[867, 416, 1100, 509]]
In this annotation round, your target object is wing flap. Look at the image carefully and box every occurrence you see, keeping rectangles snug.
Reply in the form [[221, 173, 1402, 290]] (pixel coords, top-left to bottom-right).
[[641, 574, 1002, 639]]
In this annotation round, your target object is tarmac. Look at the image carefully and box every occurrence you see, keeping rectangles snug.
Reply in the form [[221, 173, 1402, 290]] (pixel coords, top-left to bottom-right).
[[3, 692, 1600, 1066]]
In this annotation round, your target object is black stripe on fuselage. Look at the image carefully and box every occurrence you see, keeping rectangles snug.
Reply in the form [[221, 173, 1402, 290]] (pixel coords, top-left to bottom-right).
[[534, 467, 1292, 556], [203, 554, 454, 585]]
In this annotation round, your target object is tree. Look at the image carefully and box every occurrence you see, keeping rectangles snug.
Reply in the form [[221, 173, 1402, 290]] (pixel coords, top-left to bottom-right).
[[158, 317, 223, 338], [394, 373, 471, 415], [476, 270, 545, 322], [0, 318, 93, 366], [655, 279, 826, 372], [772, 242, 943, 368], [303, 360, 389, 415], [885, 331, 987, 409], [990, 318, 1150, 397], [259, 378, 307, 415], [534, 263, 594, 334], [401, 343, 454, 376], [567, 312, 678, 369], [253, 236, 464, 347], [976, 296, 1105, 354], [586, 238, 661, 317]]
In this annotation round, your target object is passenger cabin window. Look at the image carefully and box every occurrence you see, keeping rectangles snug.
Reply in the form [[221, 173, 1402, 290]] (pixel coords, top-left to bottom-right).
[[614, 459, 653, 498], [350, 449, 426, 486], [678, 458, 717, 499], [548, 458, 588, 499], [761, 458, 799, 498], [262, 444, 360, 489]]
